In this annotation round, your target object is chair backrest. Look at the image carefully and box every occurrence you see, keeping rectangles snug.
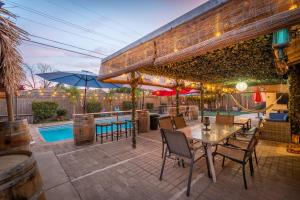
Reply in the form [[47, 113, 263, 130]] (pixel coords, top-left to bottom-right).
[[215, 114, 234, 125], [173, 115, 187, 129], [161, 129, 192, 159], [158, 116, 174, 130], [244, 128, 259, 158]]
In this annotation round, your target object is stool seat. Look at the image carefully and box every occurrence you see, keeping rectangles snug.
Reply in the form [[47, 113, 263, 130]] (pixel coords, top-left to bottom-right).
[[113, 121, 126, 125], [96, 122, 111, 126]]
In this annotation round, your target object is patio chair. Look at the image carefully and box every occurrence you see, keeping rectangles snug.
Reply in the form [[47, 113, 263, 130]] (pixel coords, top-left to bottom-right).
[[173, 114, 187, 129], [215, 114, 234, 125], [158, 116, 174, 158], [159, 129, 208, 196], [213, 128, 259, 189], [227, 120, 262, 164]]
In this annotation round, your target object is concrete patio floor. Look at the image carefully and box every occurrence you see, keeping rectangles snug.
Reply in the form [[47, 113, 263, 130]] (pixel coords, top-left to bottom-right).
[[31, 120, 300, 200]]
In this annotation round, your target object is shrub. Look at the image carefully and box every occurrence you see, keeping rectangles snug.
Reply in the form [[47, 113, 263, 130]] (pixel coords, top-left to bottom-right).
[[86, 100, 102, 113], [57, 108, 67, 117], [122, 101, 138, 110], [32, 101, 58, 122], [146, 103, 154, 111]]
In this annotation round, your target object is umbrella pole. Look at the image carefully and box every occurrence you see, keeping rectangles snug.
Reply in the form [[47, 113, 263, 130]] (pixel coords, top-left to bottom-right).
[[200, 84, 204, 123], [175, 80, 179, 116]]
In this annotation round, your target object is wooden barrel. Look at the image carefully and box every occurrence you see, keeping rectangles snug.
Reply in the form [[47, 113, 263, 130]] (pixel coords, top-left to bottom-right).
[[137, 110, 150, 133], [73, 114, 95, 145], [0, 150, 45, 200], [0, 119, 30, 151]]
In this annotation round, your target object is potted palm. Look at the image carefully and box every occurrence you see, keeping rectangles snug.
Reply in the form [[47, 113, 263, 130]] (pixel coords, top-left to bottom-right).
[[0, 4, 29, 151]]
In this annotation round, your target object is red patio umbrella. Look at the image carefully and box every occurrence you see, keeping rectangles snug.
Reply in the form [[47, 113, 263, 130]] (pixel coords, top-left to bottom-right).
[[152, 88, 192, 96]]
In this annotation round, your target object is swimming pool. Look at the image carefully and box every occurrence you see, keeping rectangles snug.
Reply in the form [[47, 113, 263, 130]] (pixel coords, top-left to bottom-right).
[[38, 118, 132, 143]]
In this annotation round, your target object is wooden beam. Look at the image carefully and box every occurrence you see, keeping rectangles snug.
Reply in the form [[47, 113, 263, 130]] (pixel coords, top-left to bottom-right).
[[103, 79, 174, 89], [98, 7, 300, 81]]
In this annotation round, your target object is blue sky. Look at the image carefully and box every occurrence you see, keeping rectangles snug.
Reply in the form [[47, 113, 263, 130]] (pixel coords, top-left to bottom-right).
[[3, 0, 208, 73]]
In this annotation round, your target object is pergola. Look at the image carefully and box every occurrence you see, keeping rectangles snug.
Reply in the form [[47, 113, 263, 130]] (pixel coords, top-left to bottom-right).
[[98, 0, 300, 148]]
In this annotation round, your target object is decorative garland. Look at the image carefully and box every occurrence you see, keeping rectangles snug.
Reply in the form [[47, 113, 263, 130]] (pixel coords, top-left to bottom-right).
[[141, 35, 283, 84], [288, 66, 300, 135]]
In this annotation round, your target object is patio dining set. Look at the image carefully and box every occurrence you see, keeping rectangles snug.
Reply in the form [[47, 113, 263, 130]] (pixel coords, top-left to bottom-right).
[[158, 114, 260, 197]]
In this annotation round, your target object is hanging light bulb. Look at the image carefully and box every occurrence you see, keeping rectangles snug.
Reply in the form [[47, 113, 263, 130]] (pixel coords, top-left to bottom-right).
[[236, 82, 248, 92]]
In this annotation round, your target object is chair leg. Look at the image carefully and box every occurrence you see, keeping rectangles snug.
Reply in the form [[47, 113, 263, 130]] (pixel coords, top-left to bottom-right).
[[204, 146, 211, 178], [100, 126, 103, 144], [222, 156, 225, 168], [106, 126, 108, 140], [249, 156, 254, 177], [159, 149, 168, 181], [111, 124, 114, 141], [242, 164, 248, 189], [95, 125, 98, 141], [254, 148, 258, 165], [186, 157, 194, 197], [161, 142, 165, 158]]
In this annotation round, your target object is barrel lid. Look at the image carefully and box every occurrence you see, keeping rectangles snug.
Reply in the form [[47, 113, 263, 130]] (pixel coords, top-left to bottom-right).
[[0, 155, 28, 172], [0, 150, 33, 181]]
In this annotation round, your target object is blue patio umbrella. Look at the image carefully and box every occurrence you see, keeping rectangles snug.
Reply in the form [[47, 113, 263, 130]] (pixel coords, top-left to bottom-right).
[[37, 70, 120, 113]]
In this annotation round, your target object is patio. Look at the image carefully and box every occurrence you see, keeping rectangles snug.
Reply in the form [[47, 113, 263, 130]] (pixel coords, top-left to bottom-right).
[[31, 116, 300, 200]]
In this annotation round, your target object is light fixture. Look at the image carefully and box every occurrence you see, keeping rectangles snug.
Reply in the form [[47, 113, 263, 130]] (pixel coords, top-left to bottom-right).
[[236, 82, 248, 92], [289, 4, 298, 10], [215, 32, 221, 37]]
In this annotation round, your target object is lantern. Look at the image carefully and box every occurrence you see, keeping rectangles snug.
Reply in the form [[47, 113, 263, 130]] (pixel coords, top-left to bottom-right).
[[236, 82, 248, 92], [273, 28, 290, 61]]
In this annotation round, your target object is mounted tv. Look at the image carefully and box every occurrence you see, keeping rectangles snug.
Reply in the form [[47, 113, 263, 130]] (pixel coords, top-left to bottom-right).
[[276, 93, 289, 104]]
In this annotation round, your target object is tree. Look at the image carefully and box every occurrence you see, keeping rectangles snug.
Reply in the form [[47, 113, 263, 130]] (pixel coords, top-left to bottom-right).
[[61, 86, 80, 115], [107, 89, 115, 111], [23, 63, 54, 89]]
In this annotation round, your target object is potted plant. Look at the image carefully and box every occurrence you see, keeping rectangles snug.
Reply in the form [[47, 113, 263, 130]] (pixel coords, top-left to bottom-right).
[[0, 5, 29, 151]]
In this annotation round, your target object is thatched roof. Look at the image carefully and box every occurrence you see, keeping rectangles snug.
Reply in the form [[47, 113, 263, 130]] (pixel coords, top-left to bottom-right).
[[99, 0, 300, 84], [0, 6, 27, 94]]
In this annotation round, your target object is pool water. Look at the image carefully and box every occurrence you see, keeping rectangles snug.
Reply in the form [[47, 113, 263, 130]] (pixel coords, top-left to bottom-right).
[[39, 118, 132, 143]]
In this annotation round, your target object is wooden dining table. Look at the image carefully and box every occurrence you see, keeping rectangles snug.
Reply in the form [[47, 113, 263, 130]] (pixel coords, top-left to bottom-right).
[[178, 124, 242, 183]]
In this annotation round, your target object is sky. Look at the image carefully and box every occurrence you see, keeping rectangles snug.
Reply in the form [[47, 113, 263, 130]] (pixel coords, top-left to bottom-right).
[[3, 0, 208, 74]]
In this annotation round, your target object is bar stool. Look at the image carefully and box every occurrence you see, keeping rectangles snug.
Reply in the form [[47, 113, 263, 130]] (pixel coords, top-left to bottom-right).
[[95, 122, 111, 144], [111, 121, 127, 141], [125, 119, 139, 136]]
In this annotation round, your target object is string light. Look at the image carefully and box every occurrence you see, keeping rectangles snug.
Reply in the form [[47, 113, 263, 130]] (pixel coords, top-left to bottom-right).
[[289, 4, 298, 10]]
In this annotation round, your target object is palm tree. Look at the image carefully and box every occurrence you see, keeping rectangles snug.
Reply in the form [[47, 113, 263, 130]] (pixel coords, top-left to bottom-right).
[[61, 86, 80, 115], [0, 4, 27, 121], [107, 89, 115, 111]]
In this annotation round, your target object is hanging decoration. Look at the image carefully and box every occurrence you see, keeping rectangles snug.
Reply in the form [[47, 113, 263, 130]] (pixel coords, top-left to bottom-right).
[[253, 87, 262, 103], [236, 82, 248, 92]]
